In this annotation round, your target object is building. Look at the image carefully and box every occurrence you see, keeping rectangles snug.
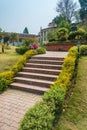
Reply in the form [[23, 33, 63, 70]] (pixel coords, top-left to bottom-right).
[[2, 32, 38, 43], [40, 22, 57, 43]]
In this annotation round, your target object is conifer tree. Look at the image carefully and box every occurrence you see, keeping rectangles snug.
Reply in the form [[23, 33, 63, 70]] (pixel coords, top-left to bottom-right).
[[79, 0, 87, 21]]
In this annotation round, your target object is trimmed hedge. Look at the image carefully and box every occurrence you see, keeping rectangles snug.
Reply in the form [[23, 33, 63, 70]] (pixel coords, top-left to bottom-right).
[[16, 46, 28, 54], [19, 102, 54, 130], [80, 45, 87, 56], [19, 46, 79, 130], [0, 77, 8, 92], [0, 47, 46, 92]]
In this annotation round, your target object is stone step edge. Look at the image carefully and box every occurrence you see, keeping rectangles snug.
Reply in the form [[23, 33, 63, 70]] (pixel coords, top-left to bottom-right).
[[29, 59, 64, 63], [14, 77, 54, 85], [10, 83, 48, 94], [25, 63, 62, 67], [23, 67, 61, 72], [32, 56, 64, 60], [18, 72, 58, 78]]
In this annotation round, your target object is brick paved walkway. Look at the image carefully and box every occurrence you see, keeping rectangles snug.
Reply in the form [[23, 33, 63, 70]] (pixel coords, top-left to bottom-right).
[[0, 89, 41, 130]]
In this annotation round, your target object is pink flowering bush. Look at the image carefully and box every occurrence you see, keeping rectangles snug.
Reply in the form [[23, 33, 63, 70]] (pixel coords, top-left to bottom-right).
[[29, 43, 39, 50]]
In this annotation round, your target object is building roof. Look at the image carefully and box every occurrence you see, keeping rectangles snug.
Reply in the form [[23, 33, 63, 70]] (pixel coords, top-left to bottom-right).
[[2, 32, 38, 39]]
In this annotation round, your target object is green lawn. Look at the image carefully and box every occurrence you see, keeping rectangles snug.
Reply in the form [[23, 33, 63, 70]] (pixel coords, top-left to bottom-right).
[[56, 56, 87, 130], [0, 45, 21, 73]]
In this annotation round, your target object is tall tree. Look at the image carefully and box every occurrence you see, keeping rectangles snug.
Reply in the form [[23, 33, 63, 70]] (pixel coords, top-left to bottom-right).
[[52, 15, 66, 25], [4, 36, 10, 43], [56, 0, 77, 22], [74, 10, 81, 23], [79, 0, 87, 21], [23, 27, 29, 34], [10, 32, 19, 45], [52, 15, 71, 31], [0, 28, 2, 42]]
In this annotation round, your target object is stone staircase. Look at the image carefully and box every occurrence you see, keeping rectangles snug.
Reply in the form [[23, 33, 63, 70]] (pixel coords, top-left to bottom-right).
[[10, 56, 64, 94]]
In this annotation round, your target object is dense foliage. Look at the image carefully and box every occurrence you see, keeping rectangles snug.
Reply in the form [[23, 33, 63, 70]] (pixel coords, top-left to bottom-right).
[[56, 28, 69, 41], [47, 30, 57, 42], [23, 38, 35, 46], [79, 0, 87, 21], [80, 45, 87, 55], [16, 46, 28, 54], [0, 77, 8, 92], [47, 26, 87, 43]]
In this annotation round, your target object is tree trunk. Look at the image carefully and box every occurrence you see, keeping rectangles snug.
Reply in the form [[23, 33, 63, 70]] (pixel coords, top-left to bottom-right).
[[2, 45, 4, 53]]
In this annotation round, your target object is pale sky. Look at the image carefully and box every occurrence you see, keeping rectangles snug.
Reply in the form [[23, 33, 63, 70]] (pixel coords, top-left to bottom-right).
[[0, 0, 79, 34]]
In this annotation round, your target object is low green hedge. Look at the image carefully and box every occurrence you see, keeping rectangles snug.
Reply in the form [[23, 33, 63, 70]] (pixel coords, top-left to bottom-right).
[[0, 47, 46, 92], [16, 46, 29, 54], [19, 102, 54, 130], [19, 46, 79, 130], [0, 77, 8, 92]]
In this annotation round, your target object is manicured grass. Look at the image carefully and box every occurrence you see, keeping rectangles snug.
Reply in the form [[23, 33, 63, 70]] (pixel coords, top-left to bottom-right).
[[0, 45, 21, 73], [56, 56, 87, 130]]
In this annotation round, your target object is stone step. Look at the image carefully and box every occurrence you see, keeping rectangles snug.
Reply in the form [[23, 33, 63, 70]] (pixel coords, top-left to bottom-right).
[[10, 54, 65, 94], [32, 56, 64, 61], [10, 83, 48, 94], [14, 77, 53, 87], [22, 67, 61, 75], [28, 59, 63, 65], [18, 72, 58, 81], [25, 63, 62, 70]]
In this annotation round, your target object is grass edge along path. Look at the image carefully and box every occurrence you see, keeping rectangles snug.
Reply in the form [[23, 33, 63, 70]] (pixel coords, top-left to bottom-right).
[[56, 56, 87, 130]]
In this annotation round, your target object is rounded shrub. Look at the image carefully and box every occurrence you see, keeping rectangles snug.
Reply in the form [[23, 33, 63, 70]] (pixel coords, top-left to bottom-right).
[[80, 45, 87, 55], [16, 46, 28, 54], [29, 43, 39, 49], [36, 47, 46, 54], [56, 27, 69, 41]]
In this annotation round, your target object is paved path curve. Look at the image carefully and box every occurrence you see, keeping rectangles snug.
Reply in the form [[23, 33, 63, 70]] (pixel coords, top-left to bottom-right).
[[0, 89, 41, 130], [34, 51, 68, 58], [0, 51, 68, 130]]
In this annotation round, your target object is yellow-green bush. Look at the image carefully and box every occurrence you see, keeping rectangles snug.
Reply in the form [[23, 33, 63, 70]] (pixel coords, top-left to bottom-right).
[[0, 47, 46, 92], [0, 71, 14, 85], [52, 46, 78, 92], [11, 50, 37, 75], [0, 77, 8, 92]]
